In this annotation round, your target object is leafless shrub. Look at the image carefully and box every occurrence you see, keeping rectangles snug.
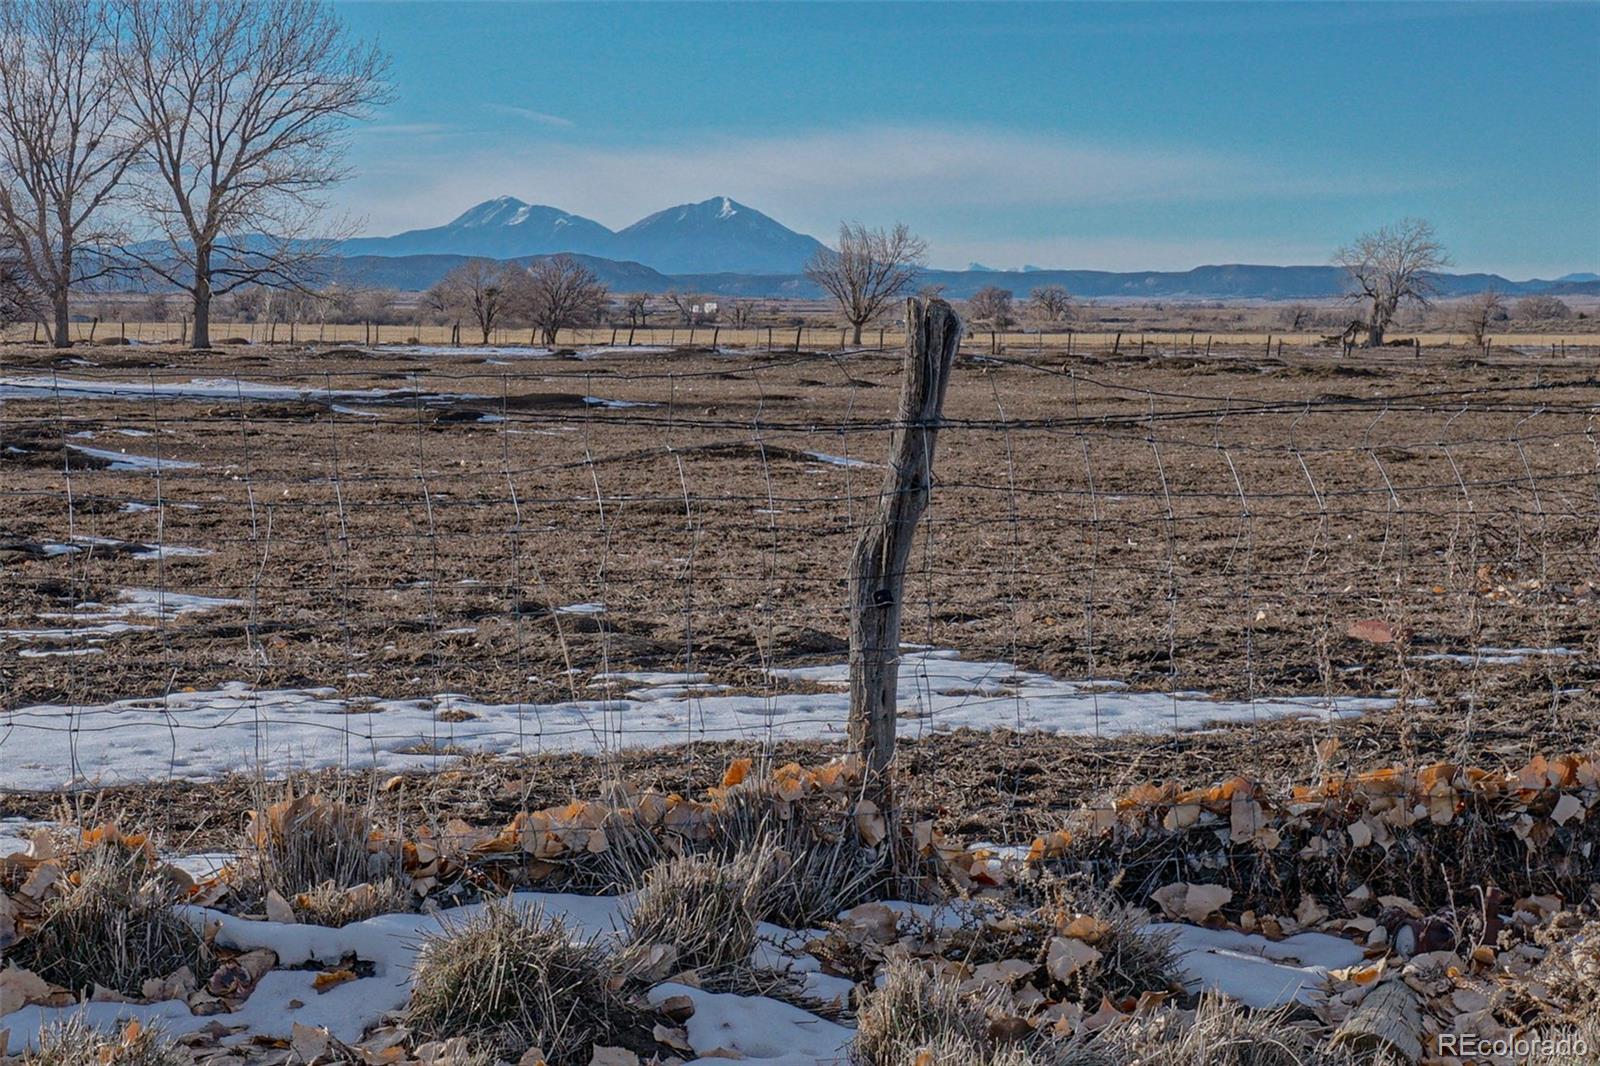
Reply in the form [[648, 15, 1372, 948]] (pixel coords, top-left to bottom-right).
[[1514, 294, 1574, 322], [1461, 289, 1507, 346], [23, 1018, 188, 1066], [406, 901, 625, 1064]]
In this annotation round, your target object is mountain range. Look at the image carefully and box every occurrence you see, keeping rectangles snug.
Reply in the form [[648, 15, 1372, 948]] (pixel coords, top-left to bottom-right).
[[342, 195, 826, 274], [332, 195, 1598, 301]]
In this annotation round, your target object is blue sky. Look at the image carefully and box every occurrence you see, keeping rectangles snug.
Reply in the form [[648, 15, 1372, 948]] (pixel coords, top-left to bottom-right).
[[336, 1, 1599, 277]]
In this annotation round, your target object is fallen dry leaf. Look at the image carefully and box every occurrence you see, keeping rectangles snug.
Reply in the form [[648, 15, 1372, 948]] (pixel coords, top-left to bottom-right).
[[311, 969, 357, 993]]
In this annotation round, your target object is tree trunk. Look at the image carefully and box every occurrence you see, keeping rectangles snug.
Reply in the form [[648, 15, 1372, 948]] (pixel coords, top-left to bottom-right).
[[52, 292, 72, 349], [1366, 299, 1390, 348], [848, 297, 964, 813], [851, 321, 864, 345], [191, 246, 213, 350]]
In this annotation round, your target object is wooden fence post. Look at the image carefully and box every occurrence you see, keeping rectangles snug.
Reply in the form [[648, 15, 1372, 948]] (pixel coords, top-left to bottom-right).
[[848, 297, 964, 827]]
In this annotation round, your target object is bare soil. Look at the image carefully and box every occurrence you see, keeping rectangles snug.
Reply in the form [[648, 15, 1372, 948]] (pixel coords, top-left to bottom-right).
[[2, 337, 1597, 837]]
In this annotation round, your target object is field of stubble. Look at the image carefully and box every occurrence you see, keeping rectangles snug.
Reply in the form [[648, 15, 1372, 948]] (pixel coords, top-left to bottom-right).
[[2, 337, 1597, 841]]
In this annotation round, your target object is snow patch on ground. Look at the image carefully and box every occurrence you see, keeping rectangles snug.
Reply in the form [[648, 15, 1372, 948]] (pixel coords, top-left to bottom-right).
[[803, 451, 871, 469], [1158, 924, 1365, 1008], [66, 444, 198, 471], [0, 649, 1394, 790], [1, 588, 242, 648], [0, 375, 468, 407]]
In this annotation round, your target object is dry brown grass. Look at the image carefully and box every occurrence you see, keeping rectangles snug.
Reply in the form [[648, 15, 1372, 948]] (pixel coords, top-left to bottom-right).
[[22, 1019, 188, 1066], [405, 900, 628, 1064], [620, 843, 779, 979], [12, 843, 212, 997], [231, 790, 413, 925]]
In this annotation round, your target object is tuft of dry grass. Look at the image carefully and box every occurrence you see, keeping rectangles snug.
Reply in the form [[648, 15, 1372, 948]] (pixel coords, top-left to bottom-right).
[[621, 845, 774, 978], [405, 900, 625, 1064], [853, 956, 1010, 1065], [291, 877, 414, 927], [233, 790, 411, 925], [1091, 993, 1354, 1066], [695, 781, 888, 927], [23, 1019, 189, 1066], [13, 843, 212, 997], [1521, 1018, 1600, 1066], [856, 962, 1356, 1066]]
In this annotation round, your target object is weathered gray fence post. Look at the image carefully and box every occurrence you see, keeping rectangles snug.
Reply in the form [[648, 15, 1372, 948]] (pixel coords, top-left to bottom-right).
[[848, 297, 964, 820]]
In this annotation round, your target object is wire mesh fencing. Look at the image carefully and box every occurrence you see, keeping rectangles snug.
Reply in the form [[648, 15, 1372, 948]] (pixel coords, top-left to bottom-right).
[[2, 339, 1597, 839]]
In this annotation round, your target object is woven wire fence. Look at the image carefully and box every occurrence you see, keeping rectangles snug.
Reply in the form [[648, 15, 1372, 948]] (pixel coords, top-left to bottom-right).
[[2, 341, 1597, 836]]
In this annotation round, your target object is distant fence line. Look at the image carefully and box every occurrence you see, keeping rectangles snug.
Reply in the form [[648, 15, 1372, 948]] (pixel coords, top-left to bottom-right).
[[2, 320, 1598, 352]]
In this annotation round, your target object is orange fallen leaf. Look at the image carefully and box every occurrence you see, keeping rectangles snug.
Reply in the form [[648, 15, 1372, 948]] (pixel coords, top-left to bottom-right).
[[311, 969, 357, 993], [721, 758, 752, 788]]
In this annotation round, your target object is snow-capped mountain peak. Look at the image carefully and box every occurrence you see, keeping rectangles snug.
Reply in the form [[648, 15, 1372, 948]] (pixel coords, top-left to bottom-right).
[[345, 194, 826, 273]]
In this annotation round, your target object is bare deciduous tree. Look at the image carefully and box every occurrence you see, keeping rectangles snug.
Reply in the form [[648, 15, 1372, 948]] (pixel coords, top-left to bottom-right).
[[662, 290, 703, 326], [1513, 294, 1573, 322], [805, 221, 927, 344], [967, 286, 1017, 330], [620, 292, 651, 327], [1334, 218, 1450, 347], [426, 259, 520, 344], [0, 0, 144, 348], [1462, 289, 1506, 346], [1027, 284, 1074, 324], [525, 254, 607, 346], [727, 298, 757, 329], [115, 0, 388, 349]]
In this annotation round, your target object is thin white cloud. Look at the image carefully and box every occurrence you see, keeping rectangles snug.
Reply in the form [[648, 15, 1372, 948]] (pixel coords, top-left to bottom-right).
[[485, 104, 574, 128]]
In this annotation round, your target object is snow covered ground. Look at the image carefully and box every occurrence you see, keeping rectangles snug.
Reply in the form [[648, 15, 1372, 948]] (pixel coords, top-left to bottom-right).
[[0, 375, 465, 406], [0, 645, 1394, 791], [0, 887, 1360, 1064]]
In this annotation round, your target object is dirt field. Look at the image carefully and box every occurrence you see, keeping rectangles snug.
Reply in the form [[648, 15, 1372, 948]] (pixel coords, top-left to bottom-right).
[[3, 336, 1598, 829]]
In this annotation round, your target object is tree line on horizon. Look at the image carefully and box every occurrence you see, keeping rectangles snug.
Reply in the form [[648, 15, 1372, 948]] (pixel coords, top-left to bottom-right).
[[0, 1, 1576, 352]]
